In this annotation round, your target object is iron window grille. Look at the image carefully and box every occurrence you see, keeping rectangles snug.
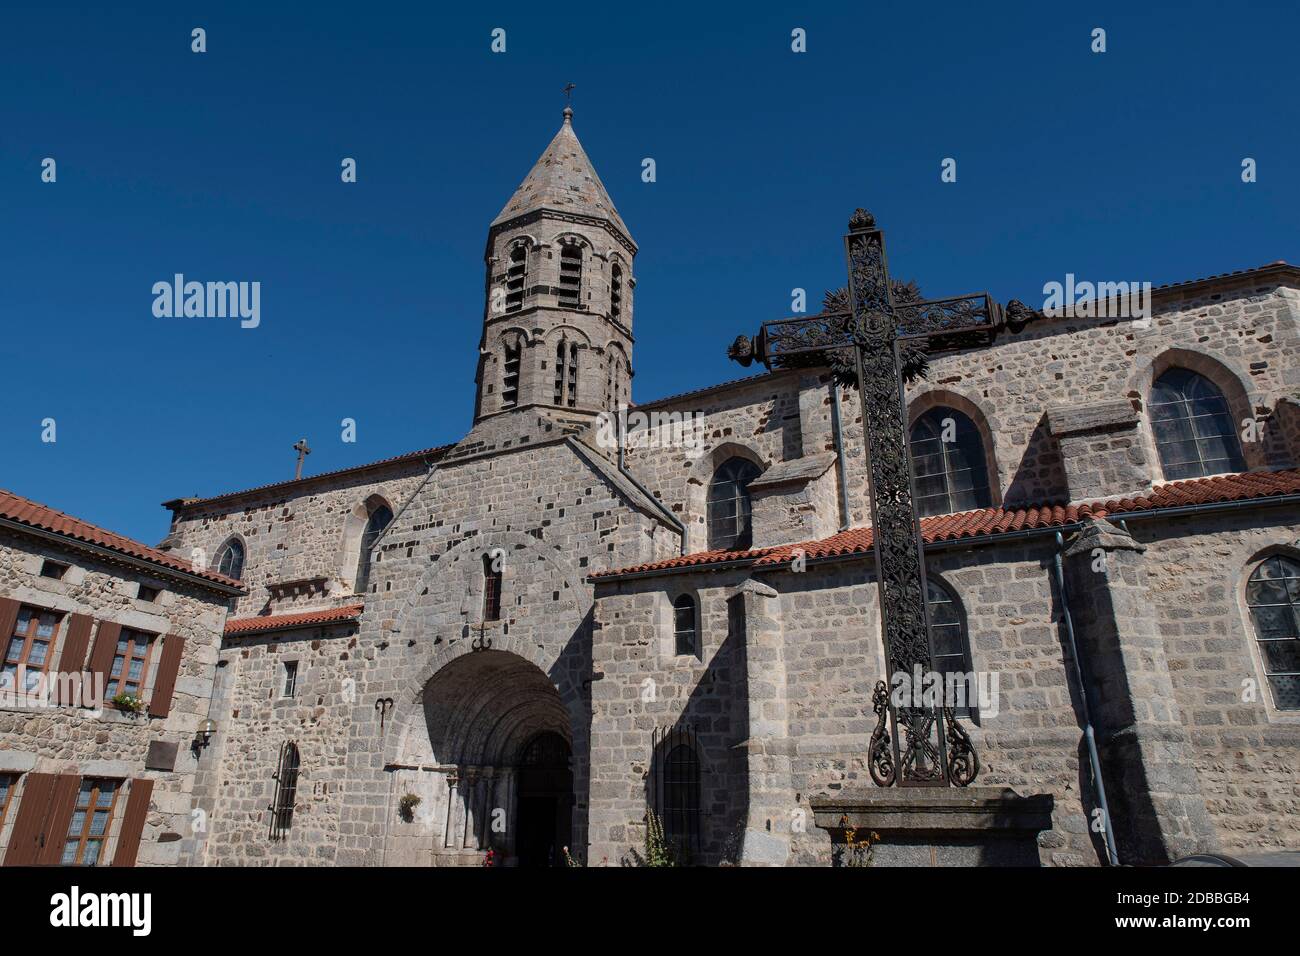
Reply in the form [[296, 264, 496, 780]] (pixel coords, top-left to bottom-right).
[[269, 741, 300, 841], [651, 724, 700, 859], [707, 458, 762, 550], [1150, 368, 1245, 480], [908, 407, 992, 517], [1246, 554, 1300, 711]]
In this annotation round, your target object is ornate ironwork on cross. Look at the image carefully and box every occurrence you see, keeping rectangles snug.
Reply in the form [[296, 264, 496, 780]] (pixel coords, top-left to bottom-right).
[[727, 209, 1043, 788]]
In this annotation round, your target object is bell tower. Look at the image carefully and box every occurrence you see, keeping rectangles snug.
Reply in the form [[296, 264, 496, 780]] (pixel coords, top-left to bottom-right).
[[474, 106, 636, 422]]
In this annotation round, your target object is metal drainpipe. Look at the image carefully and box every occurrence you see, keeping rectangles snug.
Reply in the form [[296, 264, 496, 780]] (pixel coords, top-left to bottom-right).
[[1053, 530, 1120, 866], [617, 407, 688, 555], [830, 382, 851, 531]]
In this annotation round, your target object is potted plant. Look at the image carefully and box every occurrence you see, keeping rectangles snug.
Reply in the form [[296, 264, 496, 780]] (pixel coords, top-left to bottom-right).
[[111, 691, 144, 714]]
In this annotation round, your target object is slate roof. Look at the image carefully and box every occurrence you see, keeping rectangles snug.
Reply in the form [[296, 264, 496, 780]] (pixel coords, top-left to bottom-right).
[[491, 108, 632, 241], [591, 468, 1300, 580], [0, 488, 244, 590]]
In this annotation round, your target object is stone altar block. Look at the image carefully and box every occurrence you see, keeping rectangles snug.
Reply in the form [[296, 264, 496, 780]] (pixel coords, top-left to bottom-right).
[[812, 787, 1055, 867]]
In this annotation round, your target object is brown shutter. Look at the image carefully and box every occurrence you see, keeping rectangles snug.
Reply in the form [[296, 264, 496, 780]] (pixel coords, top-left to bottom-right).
[[86, 620, 121, 703], [54, 614, 94, 705], [0, 598, 19, 645], [110, 779, 154, 867], [3, 772, 80, 866], [147, 635, 184, 718]]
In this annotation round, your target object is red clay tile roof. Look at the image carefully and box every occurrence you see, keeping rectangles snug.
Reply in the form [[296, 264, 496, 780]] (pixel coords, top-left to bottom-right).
[[165, 444, 453, 511], [0, 488, 244, 590], [592, 468, 1300, 580], [225, 603, 365, 636]]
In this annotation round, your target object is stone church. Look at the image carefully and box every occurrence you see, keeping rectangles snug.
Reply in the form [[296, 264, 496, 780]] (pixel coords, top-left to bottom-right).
[[1, 107, 1298, 867]]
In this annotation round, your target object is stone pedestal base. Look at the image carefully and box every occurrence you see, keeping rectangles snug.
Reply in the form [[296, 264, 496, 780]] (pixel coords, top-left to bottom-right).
[[811, 787, 1054, 867]]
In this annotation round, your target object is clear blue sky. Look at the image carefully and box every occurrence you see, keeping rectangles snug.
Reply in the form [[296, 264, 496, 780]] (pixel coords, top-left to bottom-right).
[[3, 1, 1296, 544]]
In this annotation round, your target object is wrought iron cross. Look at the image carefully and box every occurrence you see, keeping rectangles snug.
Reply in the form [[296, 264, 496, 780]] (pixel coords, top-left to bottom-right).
[[728, 209, 1041, 788], [292, 438, 311, 480]]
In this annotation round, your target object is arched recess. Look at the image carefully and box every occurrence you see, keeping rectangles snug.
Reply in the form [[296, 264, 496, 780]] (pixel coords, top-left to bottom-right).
[[338, 494, 394, 594], [907, 389, 1003, 509], [684, 442, 769, 554], [1129, 347, 1262, 477]]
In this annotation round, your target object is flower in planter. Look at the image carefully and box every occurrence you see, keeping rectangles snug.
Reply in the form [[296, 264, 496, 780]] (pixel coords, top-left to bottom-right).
[[111, 692, 144, 713]]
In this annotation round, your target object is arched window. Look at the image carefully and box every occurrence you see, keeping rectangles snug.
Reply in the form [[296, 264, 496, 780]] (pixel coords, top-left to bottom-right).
[[269, 741, 300, 841], [927, 578, 975, 717], [1245, 555, 1300, 711], [909, 408, 992, 517], [554, 339, 566, 405], [568, 344, 579, 407], [354, 502, 393, 594], [610, 263, 624, 321], [553, 340, 580, 407], [505, 244, 528, 313], [482, 552, 502, 622], [558, 245, 582, 308], [708, 457, 762, 550], [214, 538, 245, 580], [502, 336, 521, 408], [1150, 368, 1245, 480], [660, 743, 700, 855], [673, 594, 697, 657]]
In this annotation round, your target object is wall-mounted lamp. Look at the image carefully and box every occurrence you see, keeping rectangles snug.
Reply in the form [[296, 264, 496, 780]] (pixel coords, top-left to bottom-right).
[[192, 719, 216, 753]]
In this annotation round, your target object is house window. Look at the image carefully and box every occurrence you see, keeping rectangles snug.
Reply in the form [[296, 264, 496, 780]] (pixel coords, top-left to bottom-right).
[[354, 502, 394, 593], [660, 744, 700, 855], [0, 772, 17, 830], [483, 552, 502, 622], [282, 661, 299, 699], [269, 742, 300, 840], [1245, 554, 1300, 711], [505, 244, 528, 313], [137, 584, 161, 603], [62, 778, 119, 866], [502, 337, 521, 408], [108, 629, 155, 698], [909, 408, 993, 517], [558, 244, 583, 308], [40, 560, 69, 580], [3, 605, 61, 694], [927, 578, 975, 717], [707, 457, 762, 550], [1150, 368, 1245, 480], [673, 594, 698, 657], [214, 538, 245, 580], [610, 263, 624, 321]]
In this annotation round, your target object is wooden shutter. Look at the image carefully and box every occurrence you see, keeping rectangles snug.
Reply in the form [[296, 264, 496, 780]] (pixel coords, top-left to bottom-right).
[[0, 598, 18, 646], [110, 779, 154, 867], [3, 772, 80, 866], [54, 614, 94, 705], [86, 620, 121, 701], [147, 635, 184, 718]]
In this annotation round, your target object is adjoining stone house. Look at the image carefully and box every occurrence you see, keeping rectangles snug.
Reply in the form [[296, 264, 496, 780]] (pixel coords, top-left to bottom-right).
[[0, 489, 242, 867], [21, 107, 1300, 868]]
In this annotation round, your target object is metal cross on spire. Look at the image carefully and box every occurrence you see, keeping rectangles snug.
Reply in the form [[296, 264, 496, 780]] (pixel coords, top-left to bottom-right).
[[727, 209, 1043, 788], [292, 438, 312, 481], [562, 82, 576, 105]]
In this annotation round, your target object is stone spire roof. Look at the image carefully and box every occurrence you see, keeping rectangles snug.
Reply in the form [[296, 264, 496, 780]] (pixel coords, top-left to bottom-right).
[[491, 107, 631, 241]]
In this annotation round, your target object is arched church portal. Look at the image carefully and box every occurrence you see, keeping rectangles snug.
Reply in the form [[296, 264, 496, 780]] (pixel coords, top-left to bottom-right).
[[421, 650, 574, 867]]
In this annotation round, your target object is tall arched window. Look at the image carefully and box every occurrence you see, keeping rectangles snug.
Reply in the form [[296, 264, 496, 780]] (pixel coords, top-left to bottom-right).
[[673, 594, 698, 657], [610, 263, 624, 321], [927, 578, 975, 717], [558, 244, 583, 308], [909, 408, 992, 517], [554, 340, 567, 404], [708, 457, 762, 550], [482, 552, 502, 622], [502, 336, 521, 408], [269, 741, 300, 841], [354, 502, 393, 593], [214, 538, 245, 580], [553, 341, 580, 407], [1150, 368, 1245, 480], [660, 743, 700, 854], [1245, 555, 1300, 711], [505, 243, 528, 312]]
